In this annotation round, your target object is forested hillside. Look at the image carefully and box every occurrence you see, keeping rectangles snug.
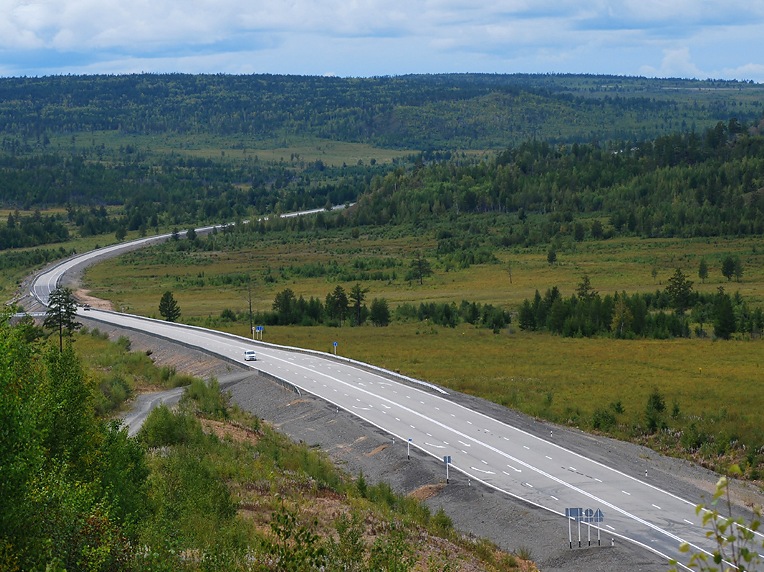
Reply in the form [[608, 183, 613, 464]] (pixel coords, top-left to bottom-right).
[[350, 120, 764, 240], [1, 73, 762, 150]]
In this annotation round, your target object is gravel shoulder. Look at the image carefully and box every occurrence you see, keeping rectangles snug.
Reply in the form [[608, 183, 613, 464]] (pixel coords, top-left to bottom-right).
[[78, 316, 763, 572]]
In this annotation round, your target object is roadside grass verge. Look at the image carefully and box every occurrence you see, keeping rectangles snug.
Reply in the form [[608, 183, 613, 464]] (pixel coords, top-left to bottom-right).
[[75, 326, 194, 415]]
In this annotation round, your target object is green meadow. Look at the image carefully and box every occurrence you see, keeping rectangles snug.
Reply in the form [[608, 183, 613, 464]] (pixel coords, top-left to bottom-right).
[[83, 225, 764, 478], [47, 131, 409, 167]]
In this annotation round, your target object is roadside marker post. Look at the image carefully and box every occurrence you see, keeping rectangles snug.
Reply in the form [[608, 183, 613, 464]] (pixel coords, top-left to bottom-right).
[[407, 438, 412, 460], [444, 455, 451, 483], [333, 341, 338, 355]]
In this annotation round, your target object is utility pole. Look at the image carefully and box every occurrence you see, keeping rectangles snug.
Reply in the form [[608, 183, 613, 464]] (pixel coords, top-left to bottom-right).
[[246, 277, 254, 338]]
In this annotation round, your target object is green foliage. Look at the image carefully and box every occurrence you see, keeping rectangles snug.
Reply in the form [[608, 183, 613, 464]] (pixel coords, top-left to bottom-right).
[[673, 467, 763, 572], [722, 255, 738, 281], [43, 287, 82, 351], [329, 512, 367, 571], [699, 258, 709, 283], [0, 209, 69, 249], [367, 523, 416, 572], [0, 316, 156, 570], [592, 407, 617, 431], [645, 387, 667, 433], [431, 506, 454, 534], [370, 298, 391, 327], [158, 290, 181, 322], [182, 377, 229, 420], [514, 545, 534, 561], [0, 313, 44, 556], [261, 504, 327, 571], [326, 285, 350, 325], [408, 252, 433, 285], [714, 288, 737, 340], [666, 268, 694, 315], [139, 405, 205, 448], [517, 277, 750, 339]]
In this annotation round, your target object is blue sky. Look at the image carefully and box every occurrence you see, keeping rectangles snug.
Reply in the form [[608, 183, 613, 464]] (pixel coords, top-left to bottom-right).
[[1, 0, 763, 81]]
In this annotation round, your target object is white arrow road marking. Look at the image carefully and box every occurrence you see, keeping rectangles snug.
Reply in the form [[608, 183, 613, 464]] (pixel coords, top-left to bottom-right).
[[471, 467, 495, 475]]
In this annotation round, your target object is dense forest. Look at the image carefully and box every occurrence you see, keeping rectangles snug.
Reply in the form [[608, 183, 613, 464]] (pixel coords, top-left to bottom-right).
[[1, 74, 762, 149], [348, 120, 764, 240]]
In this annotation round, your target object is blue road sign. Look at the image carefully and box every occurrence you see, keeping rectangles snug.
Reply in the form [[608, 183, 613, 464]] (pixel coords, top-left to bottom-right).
[[443, 455, 451, 464], [565, 507, 604, 523], [333, 341, 338, 347]]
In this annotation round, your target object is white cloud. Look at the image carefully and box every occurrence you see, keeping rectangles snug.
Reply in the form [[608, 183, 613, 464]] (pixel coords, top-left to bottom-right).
[[0, 0, 762, 80], [639, 47, 703, 79]]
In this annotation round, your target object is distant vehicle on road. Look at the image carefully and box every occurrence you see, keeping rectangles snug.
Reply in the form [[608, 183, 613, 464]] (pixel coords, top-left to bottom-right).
[[243, 350, 257, 361], [83, 304, 91, 311]]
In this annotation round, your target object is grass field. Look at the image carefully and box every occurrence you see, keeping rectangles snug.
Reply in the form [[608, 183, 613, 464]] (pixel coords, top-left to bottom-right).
[[84, 228, 764, 316], [46, 131, 411, 167], [79, 224, 764, 478]]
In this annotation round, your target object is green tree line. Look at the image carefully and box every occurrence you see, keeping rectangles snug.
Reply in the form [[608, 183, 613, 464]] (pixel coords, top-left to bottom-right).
[[518, 273, 761, 340]]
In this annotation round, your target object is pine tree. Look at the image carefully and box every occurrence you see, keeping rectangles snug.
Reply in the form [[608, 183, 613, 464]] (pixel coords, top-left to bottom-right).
[[43, 287, 82, 351], [698, 258, 708, 283], [713, 288, 736, 340], [158, 291, 181, 322]]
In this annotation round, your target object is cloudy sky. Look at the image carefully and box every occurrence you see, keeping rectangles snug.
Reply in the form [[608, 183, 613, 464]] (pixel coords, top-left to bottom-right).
[[1, 0, 763, 81]]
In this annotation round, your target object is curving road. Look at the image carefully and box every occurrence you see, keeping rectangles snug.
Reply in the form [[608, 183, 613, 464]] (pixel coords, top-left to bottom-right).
[[28, 228, 761, 570]]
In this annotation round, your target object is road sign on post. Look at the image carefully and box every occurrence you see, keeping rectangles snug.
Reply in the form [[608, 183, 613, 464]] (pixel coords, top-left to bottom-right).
[[333, 341, 338, 355], [444, 455, 451, 483], [565, 508, 604, 548]]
